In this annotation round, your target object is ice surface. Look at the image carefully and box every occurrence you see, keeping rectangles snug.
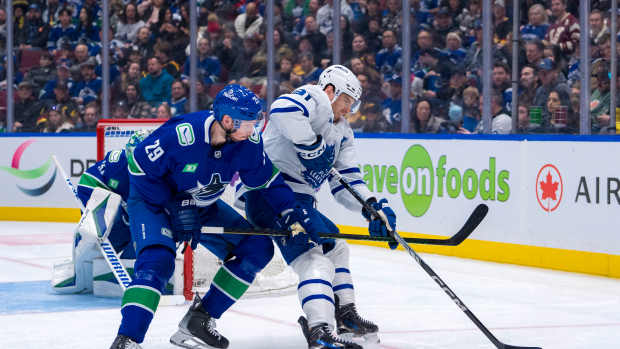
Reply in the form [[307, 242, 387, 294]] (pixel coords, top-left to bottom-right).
[[0, 221, 619, 349]]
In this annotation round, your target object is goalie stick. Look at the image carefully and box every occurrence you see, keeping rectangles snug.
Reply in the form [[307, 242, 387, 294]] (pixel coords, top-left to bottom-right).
[[200, 219, 480, 246], [329, 168, 542, 349], [52, 156, 185, 305]]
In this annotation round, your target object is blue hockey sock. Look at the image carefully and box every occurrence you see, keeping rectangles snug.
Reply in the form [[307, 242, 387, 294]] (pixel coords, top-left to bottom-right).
[[118, 246, 174, 343], [202, 236, 273, 318]]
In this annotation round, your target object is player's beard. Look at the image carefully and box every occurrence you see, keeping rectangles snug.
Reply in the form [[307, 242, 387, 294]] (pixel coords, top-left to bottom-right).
[[224, 121, 255, 143]]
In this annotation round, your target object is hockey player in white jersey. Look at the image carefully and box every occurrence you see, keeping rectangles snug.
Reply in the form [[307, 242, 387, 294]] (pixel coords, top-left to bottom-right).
[[243, 65, 397, 349]]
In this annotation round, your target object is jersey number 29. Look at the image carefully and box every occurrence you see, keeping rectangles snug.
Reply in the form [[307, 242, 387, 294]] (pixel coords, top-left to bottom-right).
[[145, 139, 164, 161]]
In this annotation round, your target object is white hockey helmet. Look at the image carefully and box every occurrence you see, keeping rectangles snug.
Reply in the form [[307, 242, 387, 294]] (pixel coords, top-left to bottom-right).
[[318, 65, 362, 113]]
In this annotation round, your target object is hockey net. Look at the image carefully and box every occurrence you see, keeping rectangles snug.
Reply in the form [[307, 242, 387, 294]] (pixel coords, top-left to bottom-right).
[[96, 119, 298, 300]]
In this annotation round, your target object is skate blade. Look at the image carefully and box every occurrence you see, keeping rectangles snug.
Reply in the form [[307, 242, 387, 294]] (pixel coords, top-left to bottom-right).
[[170, 329, 215, 349], [338, 330, 380, 344]]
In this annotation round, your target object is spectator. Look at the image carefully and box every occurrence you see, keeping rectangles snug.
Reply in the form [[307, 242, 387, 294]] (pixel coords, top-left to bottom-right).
[[13, 0, 29, 47], [155, 8, 189, 64], [70, 58, 102, 106], [411, 29, 435, 69], [23, 4, 49, 49], [13, 81, 43, 132], [433, 7, 458, 48], [382, 0, 402, 35], [353, 0, 381, 34], [455, 0, 481, 35], [140, 56, 174, 106], [123, 82, 152, 118], [154, 42, 181, 78], [115, 2, 145, 43], [276, 56, 294, 84], [351, 101, 388, 133], [351, 33, 370, 59], [364, 17, 382, 53], [416, 48, 451, 99], [43, 81, 80, 126], [532, 58, 571, 126], [24, 51, 55, 95], [291, 52, 322, 87], [317, 0, 354, 35], [300, 15, 327, 54], [42, 0, 61, 27], [169, 80, 187, 116], [590, 9, 608, 45], [461, 91, 511, 134], [544, 0, 580, 55], [229, 38, 260, 81], [156, 101, 172, 119], [75, 103, 100, 132], [546, 86, 577, 133], [492, 62, 511, 110], [445, 31, 466, 65], [516, 100, 530, 133], [134, 26, 155, 64], [182, 37, 221, 86], [413, 99, 447, 133], [381, 74, 409, 132], [194, 79, 214, 111], [234, 2, 263, 40], [215, 23, 242, 72], [350, 57, 381, 88], [112, 100, 130, 119], [375, 30, 402, 78], [118, 61, 143, 95], [41, 105, 74, 133], [40, 61, 74, 100], [461, 85, 480, 131], [524, 39, 545, 67], [519, 65, 539, 105], [492, 0, 511, 45], [590, 68, 611, 132], [75, 7, 100, 44], [47, 7, 77, 52], [520, 4, 549, 42], [69, 43, 91, 80], [139, 0, 167, 31]]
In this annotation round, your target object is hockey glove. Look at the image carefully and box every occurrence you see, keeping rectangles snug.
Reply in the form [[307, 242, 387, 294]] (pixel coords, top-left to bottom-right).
[[277, 205, 322, 245], [362, 198, 398, 250], [295, 135, 336, 189], [169, 199, 202, 250]]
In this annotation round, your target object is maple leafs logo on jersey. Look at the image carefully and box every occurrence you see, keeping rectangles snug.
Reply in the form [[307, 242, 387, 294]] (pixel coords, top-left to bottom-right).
[[187, 173, 229, 206]]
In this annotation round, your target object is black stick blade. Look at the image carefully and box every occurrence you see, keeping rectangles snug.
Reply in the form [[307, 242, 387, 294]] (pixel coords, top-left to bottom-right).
[[415, 203, 488, 246], [502, 345, 542, 349]]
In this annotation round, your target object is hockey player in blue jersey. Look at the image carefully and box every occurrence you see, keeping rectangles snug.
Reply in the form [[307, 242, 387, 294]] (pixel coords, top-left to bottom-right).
[[51, 149, 135, 294], [110, 84, 321, 349], [242, 65, 397, 349]]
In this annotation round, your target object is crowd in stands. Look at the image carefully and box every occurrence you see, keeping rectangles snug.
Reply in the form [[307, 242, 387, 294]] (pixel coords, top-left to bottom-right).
[[0, 0, 617, 134]]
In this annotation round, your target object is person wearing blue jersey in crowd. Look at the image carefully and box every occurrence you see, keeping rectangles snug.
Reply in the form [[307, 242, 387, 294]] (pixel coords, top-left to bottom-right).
[[51, 148, 135, 294], [110, 84, 321, 349]]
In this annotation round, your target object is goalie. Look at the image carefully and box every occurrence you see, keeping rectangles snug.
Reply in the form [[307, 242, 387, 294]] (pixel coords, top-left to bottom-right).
[[51, 148, 135, 294]]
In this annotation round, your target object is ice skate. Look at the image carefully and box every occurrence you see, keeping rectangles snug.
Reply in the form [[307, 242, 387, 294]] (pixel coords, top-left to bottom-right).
[[336, 296, 379, 343], [169, 294, 229, 349], [298, 316, 362, 349], [110, 334, 142, 349]]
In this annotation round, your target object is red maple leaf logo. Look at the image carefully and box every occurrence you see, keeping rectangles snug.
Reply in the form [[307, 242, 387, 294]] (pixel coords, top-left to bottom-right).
[[540, 171, 559, 201]]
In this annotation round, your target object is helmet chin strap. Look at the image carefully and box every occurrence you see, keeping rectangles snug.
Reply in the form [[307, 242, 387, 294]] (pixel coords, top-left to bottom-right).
[[215, 119, 236, 147]]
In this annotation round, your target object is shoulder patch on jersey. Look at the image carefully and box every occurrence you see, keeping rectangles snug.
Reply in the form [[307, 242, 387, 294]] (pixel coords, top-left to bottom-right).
[[176, 123, 195, 146], [248, 127, 260, 144], [108, 150, 122, 163]]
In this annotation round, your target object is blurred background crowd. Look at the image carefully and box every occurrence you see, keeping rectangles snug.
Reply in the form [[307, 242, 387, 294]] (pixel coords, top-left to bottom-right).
[[0, 0, 617, 135]]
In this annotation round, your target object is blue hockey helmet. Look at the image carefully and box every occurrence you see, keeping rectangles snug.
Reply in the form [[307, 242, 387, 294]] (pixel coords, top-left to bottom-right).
[[213, 84, 262, 128]]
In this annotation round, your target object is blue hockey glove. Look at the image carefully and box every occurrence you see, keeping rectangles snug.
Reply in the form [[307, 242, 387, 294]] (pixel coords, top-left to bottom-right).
[[277, 205, 322, 245], [169, 199, 202, 250], [295, 135, 336, 189], [362, 198, 398, 250]]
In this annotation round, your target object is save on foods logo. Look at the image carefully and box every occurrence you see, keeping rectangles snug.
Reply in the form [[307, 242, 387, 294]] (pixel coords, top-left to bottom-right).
[[535, 163, 563, 212], [0, 140, 57, 196], [361, 144, 510, 217]]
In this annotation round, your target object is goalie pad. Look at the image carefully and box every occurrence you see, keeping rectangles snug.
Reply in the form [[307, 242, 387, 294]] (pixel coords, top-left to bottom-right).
[[50, 188, 123, 294]]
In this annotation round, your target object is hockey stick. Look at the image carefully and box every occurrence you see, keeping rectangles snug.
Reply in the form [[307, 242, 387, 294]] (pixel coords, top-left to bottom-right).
[[329, 168, 541, 349], [200, 225, 476, 246], [52, 155, 133, 290], [52, 156, 186, 305]]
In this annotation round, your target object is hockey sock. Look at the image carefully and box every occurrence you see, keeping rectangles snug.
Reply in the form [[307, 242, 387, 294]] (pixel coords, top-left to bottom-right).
[[118, 246, 174, 343], [326, 240, 355, 306], [202, 236, 273, 318]]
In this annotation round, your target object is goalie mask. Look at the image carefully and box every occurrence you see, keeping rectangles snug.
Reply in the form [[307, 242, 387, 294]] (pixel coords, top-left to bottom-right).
[[318, 65, 363, 113]]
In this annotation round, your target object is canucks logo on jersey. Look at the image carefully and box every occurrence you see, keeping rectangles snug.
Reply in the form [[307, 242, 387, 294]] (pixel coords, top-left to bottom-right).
[[187, 173, 230, 206]]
